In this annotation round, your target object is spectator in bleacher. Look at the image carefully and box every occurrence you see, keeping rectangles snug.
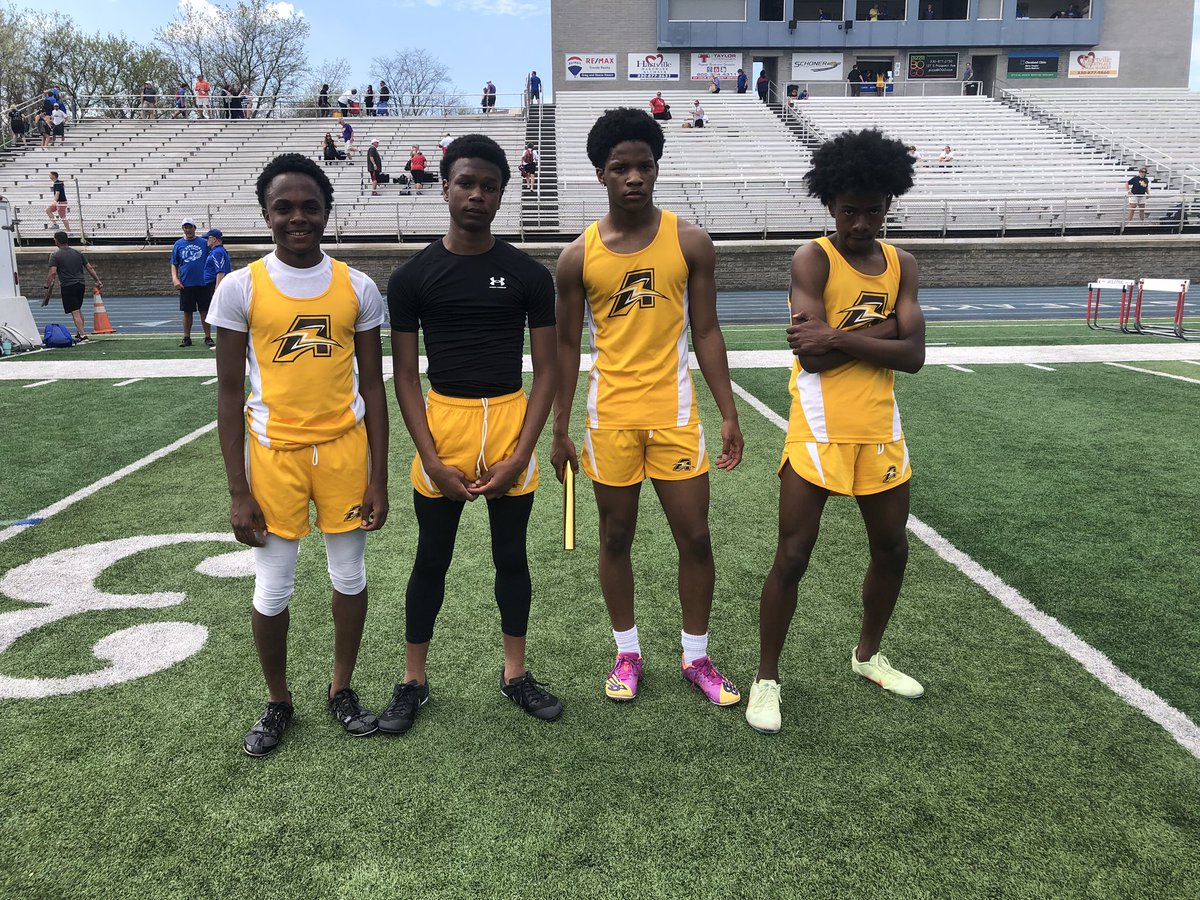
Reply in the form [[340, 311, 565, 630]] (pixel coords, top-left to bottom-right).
[[232, 85, 249, 119], [439, 131, 453, 154], [318, 84, 331, 117], [528, 71, 542, 104], [1126, 168, 1150, 223], [921, 2, 934, 18], [908, 144, 922, 166], [195, 74, 211, 119], [141, 81, 158, 119], [408, 145, 429, 192], [736, 69, 747, 94], [848, 64, 863, 97], [171, 218, 212, 348], [710, 74, 721, 94], [869, 4, 880, 21], [756, 71, 769, 101], [649, 92, 670, 121], [818, 7, 830, 20], [36, 113, 52, 149], [341, 118, 357, 159], [338, 88, 357, 116], [377, 81, 390, 116], [41, 90, 55, 117], [46, 171, 70, 233], [50, 105, 68, 144], [368, 140, 383, 195], [691, 99, 706, 128], [202, 228, 232, 300], [875, 71, 886, 96], [323, 133, 345, 161], [962, 61, 976, 95], [1067, 3, 1082, 16], [174, 83, 188, 119], [44, 231, 102, 342], [938, 145, 954, 164], [365, 84, 375, 117], [484, 80, 497, 113], [520, 142, 539, 191], [8, 108, 29, 146]]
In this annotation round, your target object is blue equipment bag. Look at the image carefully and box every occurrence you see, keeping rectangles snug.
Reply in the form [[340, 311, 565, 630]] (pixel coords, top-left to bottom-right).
[[43, 323, 75, 347]]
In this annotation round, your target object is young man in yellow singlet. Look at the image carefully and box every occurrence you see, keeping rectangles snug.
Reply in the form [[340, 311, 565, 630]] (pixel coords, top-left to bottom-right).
[[746, 130, 925, 735], [552, 108, 745, 707], [210, 154, 390, 756]]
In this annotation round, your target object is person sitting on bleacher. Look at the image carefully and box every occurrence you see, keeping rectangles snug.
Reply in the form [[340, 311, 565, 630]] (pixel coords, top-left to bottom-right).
[[938, 145, 954, 165], [323, 133, 345, 162]]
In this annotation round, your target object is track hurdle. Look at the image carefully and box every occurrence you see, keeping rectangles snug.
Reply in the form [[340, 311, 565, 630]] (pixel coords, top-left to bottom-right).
[[1085, 279, 1137, 334], [1132, 278, 1193, 340]]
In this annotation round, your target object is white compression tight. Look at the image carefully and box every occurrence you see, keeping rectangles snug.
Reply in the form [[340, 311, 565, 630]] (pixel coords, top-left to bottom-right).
[[251, 529, 368, 616]]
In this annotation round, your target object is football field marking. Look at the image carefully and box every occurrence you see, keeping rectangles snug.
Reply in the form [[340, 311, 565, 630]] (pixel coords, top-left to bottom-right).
[[1025, 363, 1056, 372], [729, 378, 1200, 761], [0, 420, 219, 545], [1104, 362, 1200, 385], [22, 380, 55, 388], [946, 364, 974, 373], [113, 378, 142, 387]]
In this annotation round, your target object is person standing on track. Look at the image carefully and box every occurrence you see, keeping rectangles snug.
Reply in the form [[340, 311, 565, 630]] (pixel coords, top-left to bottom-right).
[[209, 153, 390, 757], [382, 134, 561, 734], [171, 218, 211, 348], [745, 129, 926, 735], [552, 108, 745, 708], [43, 230, 102, 343]]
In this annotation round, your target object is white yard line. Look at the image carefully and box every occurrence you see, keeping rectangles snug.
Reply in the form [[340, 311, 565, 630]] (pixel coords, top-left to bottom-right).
[[946, 365, 974, 373], [1025, 363, 1056, 372], [201, 377, 218, 385], [113, 378, 142, 387], [730, 378, 1200, 762], [0, 420, 219, 545], [21, 380, 55, 388], [1105, 362, 1200, 385]]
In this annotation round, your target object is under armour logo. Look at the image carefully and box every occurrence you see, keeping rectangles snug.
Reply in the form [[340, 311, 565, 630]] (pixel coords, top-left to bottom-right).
[[489, 277, 506, 288]]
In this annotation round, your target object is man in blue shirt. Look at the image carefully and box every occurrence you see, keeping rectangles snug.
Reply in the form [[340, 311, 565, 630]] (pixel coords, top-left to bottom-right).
[[201, 228, 233, 346], [736, 68, 748, 93], [170, 218, 211, 347], [528, 71, 542, 105]]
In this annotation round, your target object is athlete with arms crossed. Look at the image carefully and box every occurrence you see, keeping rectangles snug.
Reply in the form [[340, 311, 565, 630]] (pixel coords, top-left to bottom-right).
[[553, 108, 744, 707], [383, 134, 562, 732], [746, 129, 925, 735], [210, 153, 389, 756]]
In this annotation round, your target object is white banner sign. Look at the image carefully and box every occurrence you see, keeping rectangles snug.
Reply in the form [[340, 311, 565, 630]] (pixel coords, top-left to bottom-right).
[[791, 52, 844, 82], [1068, 49, 1120, 78], [565, 53, 617, 80], [690, 52, 742, 81], [628, 52, 681, 80]]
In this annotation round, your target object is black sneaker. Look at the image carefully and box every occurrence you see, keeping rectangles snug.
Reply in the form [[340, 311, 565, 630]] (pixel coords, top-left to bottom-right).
[[179, 337, 193, 347], [204, 336, 215, 348], [243, 696, 294, 757], [500, 670, 563, 721], [74, 334, 89, 343], [377, 680, 429, 735], [327, 685, 379, 736]]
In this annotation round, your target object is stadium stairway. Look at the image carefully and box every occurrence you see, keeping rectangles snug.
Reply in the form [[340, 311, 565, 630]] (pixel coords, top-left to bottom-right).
[[522, 103, 559, 233]]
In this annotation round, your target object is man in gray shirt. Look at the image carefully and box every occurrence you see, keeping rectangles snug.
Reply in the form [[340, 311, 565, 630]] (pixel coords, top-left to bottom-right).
[[44, 231, 103, 342]]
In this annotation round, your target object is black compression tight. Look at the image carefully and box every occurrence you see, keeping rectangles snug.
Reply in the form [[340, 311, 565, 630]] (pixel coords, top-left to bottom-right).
[[405, 490, 535, 643]]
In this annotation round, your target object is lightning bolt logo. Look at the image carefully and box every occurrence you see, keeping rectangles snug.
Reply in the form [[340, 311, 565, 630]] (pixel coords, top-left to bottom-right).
[[271, 315, 342, 363], [607, 268, 669, 318], [836, 292, 890, 330]]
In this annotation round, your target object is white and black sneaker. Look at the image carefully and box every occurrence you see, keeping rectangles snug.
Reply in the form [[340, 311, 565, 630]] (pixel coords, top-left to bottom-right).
[[500, 670, 563, 721], [243, 696, 294, 757], [377, 680, 429, 735], [327, 685, 379, 736]]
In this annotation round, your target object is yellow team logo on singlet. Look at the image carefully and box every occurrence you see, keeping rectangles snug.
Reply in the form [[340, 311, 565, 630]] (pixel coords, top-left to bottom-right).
[[607, 268, 670, 318], [836, 291, 890, 330], [271, 314, 343, 363]]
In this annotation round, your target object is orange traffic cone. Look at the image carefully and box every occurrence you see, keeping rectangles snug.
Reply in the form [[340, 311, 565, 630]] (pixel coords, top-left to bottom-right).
[[92, 287, 116, 335]]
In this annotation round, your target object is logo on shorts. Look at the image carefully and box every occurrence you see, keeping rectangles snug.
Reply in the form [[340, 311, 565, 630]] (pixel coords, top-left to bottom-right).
[[673, 458, 692, 472], [882, 465, 897, 483], [836, 291, 890, 330], [271, 315, 342, 363], [608, 268, 669, 318], [489, 276, 506, 289], [344, 504, 362, 522]]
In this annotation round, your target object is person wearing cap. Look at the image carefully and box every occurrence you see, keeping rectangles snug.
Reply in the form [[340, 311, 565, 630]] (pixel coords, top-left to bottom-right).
[[171, 218, 212, 347], [201, 229, 232, 338], [367, 139, 383, 196]]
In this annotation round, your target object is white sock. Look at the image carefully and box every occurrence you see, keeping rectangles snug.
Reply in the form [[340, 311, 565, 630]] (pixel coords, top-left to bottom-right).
[[681, 631, 709, 665], [613, 625, 640, 656]]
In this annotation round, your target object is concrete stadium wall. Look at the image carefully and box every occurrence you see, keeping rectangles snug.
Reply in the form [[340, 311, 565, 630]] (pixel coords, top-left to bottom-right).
[[18, 236, 1200, 297]]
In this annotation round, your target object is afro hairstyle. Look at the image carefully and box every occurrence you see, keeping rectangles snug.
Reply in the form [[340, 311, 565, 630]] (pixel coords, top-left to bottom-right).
[[586, 107, 664, 169], [803, 129, 915, 207], [439, 133, 511, 187], [255, 153, 334, 210]]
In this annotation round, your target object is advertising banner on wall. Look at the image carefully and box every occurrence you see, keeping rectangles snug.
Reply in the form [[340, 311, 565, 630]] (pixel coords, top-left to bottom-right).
[[628, 53, 681, 80], [564, 53, 617, 80], [1068, 50, 1120, 78], [690, 52, 742, 81], [1007, 52, 1060, 78], [790, 53, 844, 81], [907, 52, 959, 79]]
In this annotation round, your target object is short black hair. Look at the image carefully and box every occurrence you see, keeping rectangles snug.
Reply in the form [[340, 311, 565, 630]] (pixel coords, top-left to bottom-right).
[[439, 134, 511, 187], [804, 129, 914, 206], [255, 153, 334, 209], [53, 230, 68, 245], [586, 108, 664, 169], [50, 171, 58, 179]]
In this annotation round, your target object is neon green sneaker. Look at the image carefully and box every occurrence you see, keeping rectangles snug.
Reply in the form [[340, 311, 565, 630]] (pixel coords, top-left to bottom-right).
[[851, 648, 924, 699], [745, 679, 782, 734]]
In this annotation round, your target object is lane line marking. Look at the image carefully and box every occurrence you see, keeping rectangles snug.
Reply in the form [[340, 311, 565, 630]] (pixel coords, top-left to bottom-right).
[[113, 378, 142, 387], [1104, 362, 1200, 385], [22, 380, 55, 388], [947, 365, 975, 373], [1025, 363, 1057, 372], [0, 420, 219, 545], [201, 377, 218, 385], [730, 377, 1200, 761]]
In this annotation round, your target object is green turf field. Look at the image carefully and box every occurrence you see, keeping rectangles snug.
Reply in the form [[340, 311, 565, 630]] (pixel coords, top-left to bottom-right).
[[1, 331, 1198, 897]]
